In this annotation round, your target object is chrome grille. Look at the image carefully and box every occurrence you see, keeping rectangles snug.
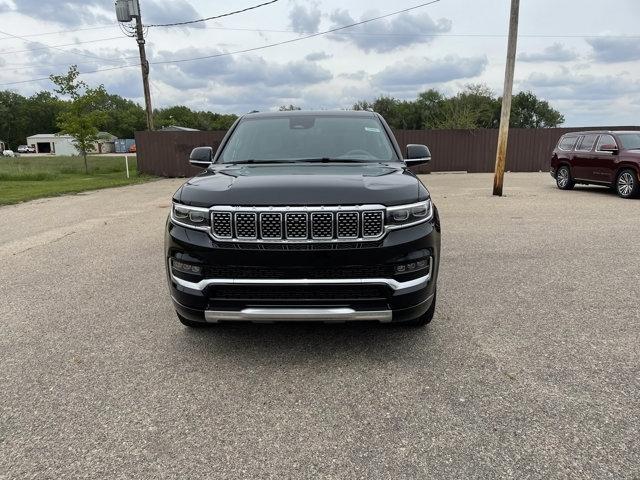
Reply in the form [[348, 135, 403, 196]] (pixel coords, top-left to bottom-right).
[[311, 212, 333, 239], [235, 212, 257, 239], [209, 206, 385, 242], [362, 211, 384, 238], [285, 213, 308, 238], [260, 213, 282, 239], [337, 212, 359, 238], [212, 212, 232, 238]]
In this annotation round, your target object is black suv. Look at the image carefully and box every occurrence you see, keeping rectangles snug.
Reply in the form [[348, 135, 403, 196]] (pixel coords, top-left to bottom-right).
[[165, 111, 441, 327]]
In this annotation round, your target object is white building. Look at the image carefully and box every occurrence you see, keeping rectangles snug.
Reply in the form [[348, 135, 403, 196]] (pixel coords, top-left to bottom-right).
[[26, 132, 117, 155], [26, 134, 77, 155]]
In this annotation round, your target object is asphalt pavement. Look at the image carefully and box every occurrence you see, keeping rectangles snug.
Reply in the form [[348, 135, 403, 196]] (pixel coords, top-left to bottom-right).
[[1, 173, 638, 479]]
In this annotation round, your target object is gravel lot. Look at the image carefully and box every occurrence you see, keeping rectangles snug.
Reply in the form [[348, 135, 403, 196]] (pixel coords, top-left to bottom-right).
[[1, 173, 638, 479]]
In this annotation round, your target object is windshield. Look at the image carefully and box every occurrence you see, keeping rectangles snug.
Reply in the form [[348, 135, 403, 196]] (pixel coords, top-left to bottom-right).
[[219, 115, 399, 163], [618, 133, 640, 150]]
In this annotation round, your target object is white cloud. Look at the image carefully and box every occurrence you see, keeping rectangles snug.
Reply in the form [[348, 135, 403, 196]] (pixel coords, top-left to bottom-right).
[[151, 48, 332, 99], [328, 9, 451, 53], [289, 2, 322, 34], [518, 43, 578, 62], [373, 55, 488, 88], [586, 37, 640, 63], [305, 51, 332, 62], [1, 0, 639, 125], [520, 69, 640, 101]]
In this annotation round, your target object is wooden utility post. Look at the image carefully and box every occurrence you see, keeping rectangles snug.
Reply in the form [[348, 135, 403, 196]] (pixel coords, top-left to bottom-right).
[[134, 4, 154, 131], [492, 0, 520, 196], [116, 0, 154, 130]]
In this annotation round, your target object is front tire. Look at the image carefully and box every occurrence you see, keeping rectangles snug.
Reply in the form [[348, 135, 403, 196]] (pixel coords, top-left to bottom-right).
[[556, 165, 575, 190], [615, 169, 639, 199], [403, 290, 437, 327]]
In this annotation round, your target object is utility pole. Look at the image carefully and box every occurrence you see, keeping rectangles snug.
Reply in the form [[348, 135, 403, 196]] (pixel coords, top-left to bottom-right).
[[134, 11, 154, 131], [116, 0, 154, 130], [492, 0, 520, 196]]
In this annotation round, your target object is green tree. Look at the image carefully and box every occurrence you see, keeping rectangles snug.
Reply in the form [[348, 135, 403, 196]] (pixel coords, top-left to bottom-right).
[[25, 91, 66, 139], [0, 91, 28, 149], [50, 66, 108, 173], [433, 98, 479, 129], [435, 84, 500, 129], [352, 85, 564, 130], [0, 91, 66, 149], [279, 104, 302, 111], [194, 111, 238, 130], [154, 105, 199, 130], [153, 106, 237, 131], [415, 89, 446, 129], [96, 93, 146, 138], [509, 91, 565, 128]]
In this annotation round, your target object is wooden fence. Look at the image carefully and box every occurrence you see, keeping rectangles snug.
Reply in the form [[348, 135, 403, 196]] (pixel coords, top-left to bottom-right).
[[135, 126, 640, 177]]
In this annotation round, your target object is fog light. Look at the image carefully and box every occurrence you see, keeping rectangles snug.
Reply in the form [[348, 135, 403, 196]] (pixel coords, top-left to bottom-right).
[[171, 259, 203, 275]]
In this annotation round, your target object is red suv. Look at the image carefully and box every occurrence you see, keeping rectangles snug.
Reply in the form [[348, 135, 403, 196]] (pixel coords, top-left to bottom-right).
[[550, 131, 640, 198]]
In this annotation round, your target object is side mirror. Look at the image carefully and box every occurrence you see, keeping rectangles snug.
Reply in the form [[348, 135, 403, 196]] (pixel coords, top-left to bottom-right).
[[189, 146, 213, 168], [599, 144, 618, 153], [405, 144, 432, 165]]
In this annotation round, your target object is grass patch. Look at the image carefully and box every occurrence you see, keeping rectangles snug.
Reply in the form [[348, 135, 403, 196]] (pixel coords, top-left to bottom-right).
[[0, 155, 155, 205]]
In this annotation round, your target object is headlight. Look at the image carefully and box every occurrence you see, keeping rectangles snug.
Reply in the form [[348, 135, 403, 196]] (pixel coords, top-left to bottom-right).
[[171, 203, 211, 230], [386, 199, 433, 229]]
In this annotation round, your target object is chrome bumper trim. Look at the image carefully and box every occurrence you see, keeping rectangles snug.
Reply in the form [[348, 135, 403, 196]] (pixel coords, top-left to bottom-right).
[[170, 270, 431, 293], [204, 307, 393, 323]]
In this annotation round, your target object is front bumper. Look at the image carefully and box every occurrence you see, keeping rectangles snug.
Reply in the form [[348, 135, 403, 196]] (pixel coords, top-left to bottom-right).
[[165, 211, 441, 323]]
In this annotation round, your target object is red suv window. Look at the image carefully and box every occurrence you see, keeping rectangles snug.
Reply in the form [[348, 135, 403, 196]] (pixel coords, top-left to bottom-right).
[[576, 134, 598, 152], [558, 136, 577, 151], [595, 134, 616, 151]]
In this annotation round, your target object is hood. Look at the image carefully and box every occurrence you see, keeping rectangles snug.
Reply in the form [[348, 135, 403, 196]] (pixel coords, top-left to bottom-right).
[[174, 163, 428, 207]]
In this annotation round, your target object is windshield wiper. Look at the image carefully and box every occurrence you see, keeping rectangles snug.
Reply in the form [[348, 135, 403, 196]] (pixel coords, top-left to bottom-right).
[[225, 160, 297, 165], [226, 158, 375, 164], [293, 157, 372, 163]]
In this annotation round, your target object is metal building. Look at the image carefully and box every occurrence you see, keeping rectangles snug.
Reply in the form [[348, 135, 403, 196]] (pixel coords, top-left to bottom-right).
[[26, 134, 77, 155]]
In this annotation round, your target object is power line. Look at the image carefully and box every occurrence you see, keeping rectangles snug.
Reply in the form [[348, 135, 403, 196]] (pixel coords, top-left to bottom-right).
[[145, 0, 280, 28], [0, 36, 125, 55], [1, 26, 635, 62], [0, 24, 118, 41], [194, 25, 640, 39], [0, 63, 140, 86], [0, 28, 129, 64], [151, 0, 442, 65], [0, 1, 442, 86], [3, 59, 110, 71], [1, 21, 634, 43], [2, 28, 633, 70]]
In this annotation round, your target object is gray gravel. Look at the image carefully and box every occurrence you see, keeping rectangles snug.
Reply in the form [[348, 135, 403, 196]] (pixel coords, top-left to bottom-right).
[[1, 173, 639, 479]]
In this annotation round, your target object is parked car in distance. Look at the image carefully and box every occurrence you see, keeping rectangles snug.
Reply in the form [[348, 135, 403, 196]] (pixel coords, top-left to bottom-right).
[[17, 145, 36, 153], [166, 110, 441, 328], [550, 130, 640, 198], [2, 149, 16, 157]]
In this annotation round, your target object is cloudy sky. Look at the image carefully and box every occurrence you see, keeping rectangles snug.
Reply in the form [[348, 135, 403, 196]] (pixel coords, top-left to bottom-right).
[[0, 0, 639, 126]]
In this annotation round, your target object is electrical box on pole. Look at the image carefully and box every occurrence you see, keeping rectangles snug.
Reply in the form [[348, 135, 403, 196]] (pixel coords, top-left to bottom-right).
[[116, 0, 140, 23], [115, 1, 131, 22], [115, 0, 139, 21]]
